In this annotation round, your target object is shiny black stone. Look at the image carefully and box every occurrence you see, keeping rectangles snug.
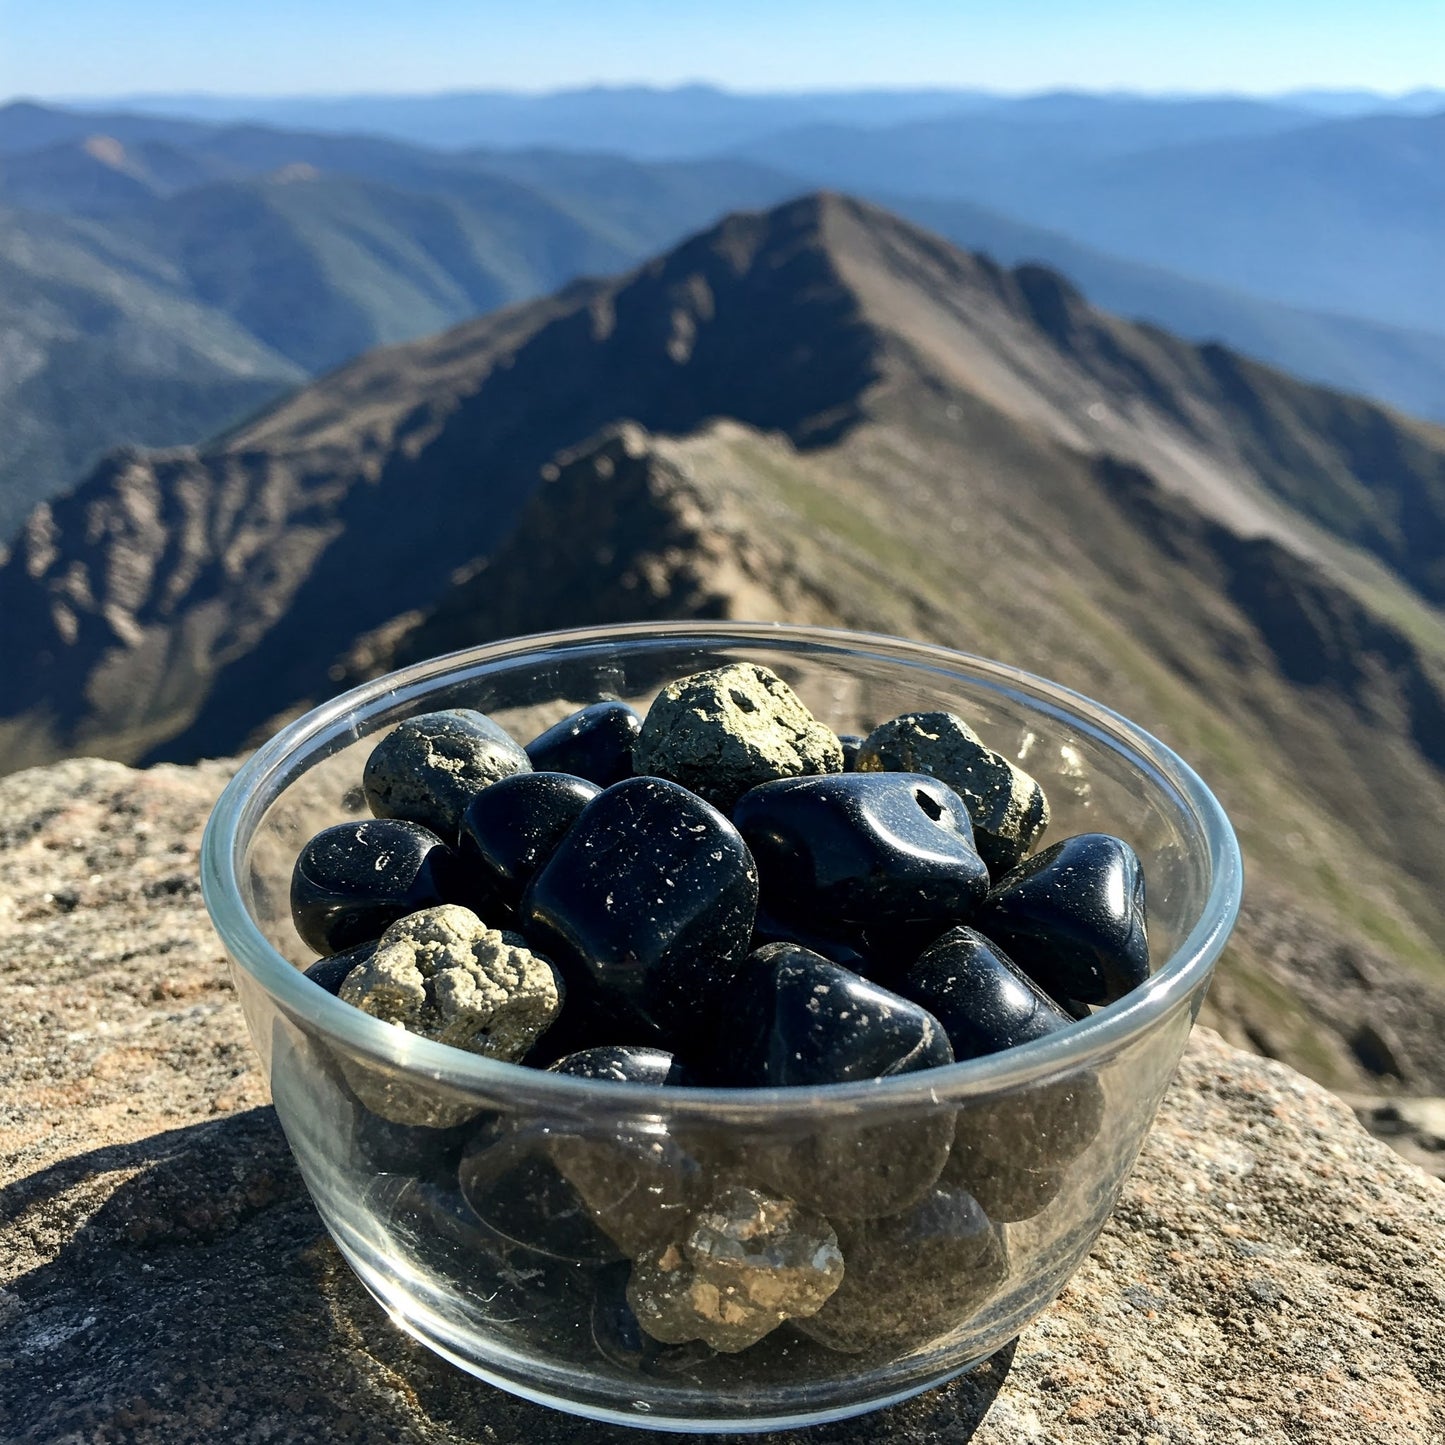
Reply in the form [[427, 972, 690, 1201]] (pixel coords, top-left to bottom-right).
[[950, 1072, 1105, 1178], [794, 1183, 1008, 1354], [268, 1025, 479, 1185], [725, 943, 953, 1088], [837, 733, 864, 772], [354, 1105, 475, 1183], [732, 772, 990, 956], [363, 708, 530, 844], [455, 771, 601, 921], [545, 1046, 708, 1257], [938, 1137, 1065, 1223], [302, 939, 375, 996], [725, 944, 955, 1218], [364, 1174, 589, 1317], [518, 776, 759, 1048], [973, 833, 1150, 1005], [457, 1117, 622, 1265], [544, 1122, 707, 1259], [749, 906, 872, 975], [549, 1045, 692, 1087], [289, 818, 454, 956], [899, 926, 1074, 1060], [526, 702, 641, 789]]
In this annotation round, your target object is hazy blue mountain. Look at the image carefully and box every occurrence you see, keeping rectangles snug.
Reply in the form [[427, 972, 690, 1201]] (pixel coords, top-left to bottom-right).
[[59, 85, 976, 157], [729, 102, 1315, 201], [457, 149, 807, 253], [57, 85, 1319, 158], [1014, 110, 1445, 334], [737, 107, 1445, 334], [0, 107, 804, 229], [914, 92, 1317, 152], [105, 171, 633, 373], [5, 97, 1445, 547], [0, 134, 239, 212], [0, 100, 220, 153], [0, 205, 302, 541], [1282, 87, 1445, 116]]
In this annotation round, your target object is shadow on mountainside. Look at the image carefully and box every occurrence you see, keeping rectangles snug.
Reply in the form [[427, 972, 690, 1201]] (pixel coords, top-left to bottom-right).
[[0, 1106, 1016, 1444]]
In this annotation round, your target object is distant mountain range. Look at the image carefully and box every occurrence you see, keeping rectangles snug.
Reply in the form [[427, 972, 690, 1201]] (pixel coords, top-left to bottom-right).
[[733, 107, 1445, 334], [54, 83, 1445, 154], [2, 195, 1443, 1097], [2, 94, 1443, 542], [0, 106, 799, 538]]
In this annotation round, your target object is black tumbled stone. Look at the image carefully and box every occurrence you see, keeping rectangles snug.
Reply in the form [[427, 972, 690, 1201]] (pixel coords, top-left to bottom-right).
[[353, 1105, 475, 1183], [364, 1174, 588, 1319], [457, 1117, 622, 1265], [541, 1045, 708, 1257], [549, 1045, 692, 1087], [749, 906, 872, 975], [950, 1073, 1105, 1178], [363, 708, 530, 844], [545, 1121, 707, 1259], [938, 1137, 1066, 1223], [732, 772, 990, 957], [526, 702, 641, 789], [725, 943, 954, 1088], [973, 833, 1149, 1005], [855, 711, 1050, 878], [290, 818, 454, 956], [302, 939, 375, 996], [794, 1183, 1008, 1354], [900, 925, 1074, 1060], [518, 776, 759, 1048], [456, 771, 601, 921], [725, 944, 955, 1219]]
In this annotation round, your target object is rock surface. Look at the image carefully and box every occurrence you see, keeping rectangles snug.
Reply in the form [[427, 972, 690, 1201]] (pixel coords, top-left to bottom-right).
[[2, 756, 1444, 1444]]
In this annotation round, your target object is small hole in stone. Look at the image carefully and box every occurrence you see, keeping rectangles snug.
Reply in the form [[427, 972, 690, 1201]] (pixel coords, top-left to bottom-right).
[[729, 688, 758, 713], [914, 788, 946, 821]]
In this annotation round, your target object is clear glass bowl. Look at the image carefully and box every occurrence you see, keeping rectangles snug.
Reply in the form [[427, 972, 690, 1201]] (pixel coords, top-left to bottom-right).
[[201, 623, 1242, 1432]]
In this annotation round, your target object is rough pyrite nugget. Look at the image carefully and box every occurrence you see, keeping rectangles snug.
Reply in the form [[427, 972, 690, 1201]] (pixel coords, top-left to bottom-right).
[[363, 708, 531, 844], [635, 662, 843, 811], [339, 904, 562, 1058], [857, 709, 1049, 876], [627, 1184, 844, 1352]]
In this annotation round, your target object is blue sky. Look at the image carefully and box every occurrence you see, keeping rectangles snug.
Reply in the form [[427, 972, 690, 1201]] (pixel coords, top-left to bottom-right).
[[1, 0, 1440, 99]]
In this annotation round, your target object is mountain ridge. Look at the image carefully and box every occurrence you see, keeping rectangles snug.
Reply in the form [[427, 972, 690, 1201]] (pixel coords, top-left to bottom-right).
[[2, 192, 1443, 1094], [4, 99, 1445, 542], [8, 192, 1445, 762]]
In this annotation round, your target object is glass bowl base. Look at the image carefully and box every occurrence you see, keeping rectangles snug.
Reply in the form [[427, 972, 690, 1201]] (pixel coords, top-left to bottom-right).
[[340, 1241, 988, 1433]]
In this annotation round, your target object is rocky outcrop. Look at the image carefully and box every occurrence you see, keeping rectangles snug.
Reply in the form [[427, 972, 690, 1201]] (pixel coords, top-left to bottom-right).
[[2, 755, 1443, 1443], [339, 421, 841, 681]]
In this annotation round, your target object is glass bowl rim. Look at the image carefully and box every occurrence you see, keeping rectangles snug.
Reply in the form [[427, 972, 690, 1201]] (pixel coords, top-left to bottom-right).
[[201, 621, 1243, 1118]]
